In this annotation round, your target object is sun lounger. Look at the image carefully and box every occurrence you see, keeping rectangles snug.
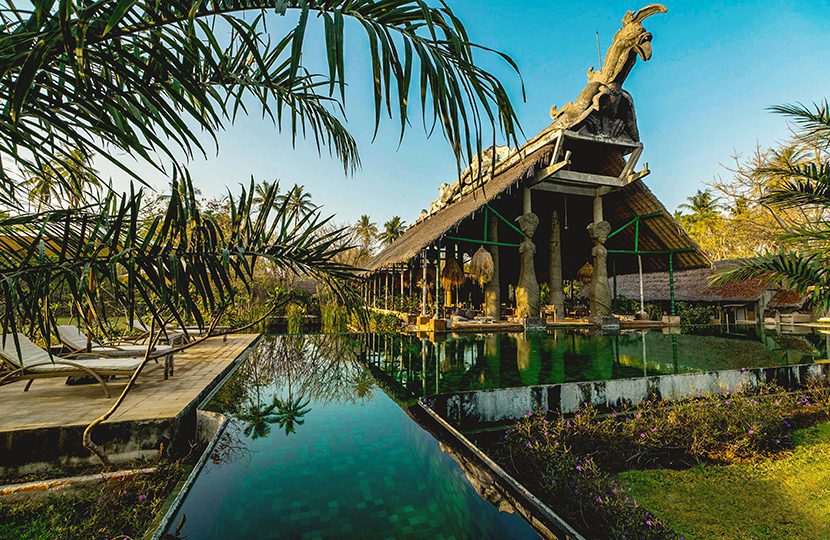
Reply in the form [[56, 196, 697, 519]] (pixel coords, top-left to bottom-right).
[[56, 325, 175, 378], [0, 333, 158, 398]]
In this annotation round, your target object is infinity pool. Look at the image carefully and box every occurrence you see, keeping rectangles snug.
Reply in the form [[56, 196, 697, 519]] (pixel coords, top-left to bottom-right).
[[165, 335, 537, 539]]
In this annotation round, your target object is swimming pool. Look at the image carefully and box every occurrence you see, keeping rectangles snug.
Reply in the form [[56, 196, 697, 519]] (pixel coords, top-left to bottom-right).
[[165, 335, 538, 539]]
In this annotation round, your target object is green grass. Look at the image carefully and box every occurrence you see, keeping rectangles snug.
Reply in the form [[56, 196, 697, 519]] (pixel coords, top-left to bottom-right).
[[619, 423, 830, 539]]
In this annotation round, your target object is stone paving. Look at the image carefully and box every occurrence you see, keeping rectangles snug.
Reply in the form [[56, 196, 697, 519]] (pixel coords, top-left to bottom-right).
[[0, 334, 258, 433]]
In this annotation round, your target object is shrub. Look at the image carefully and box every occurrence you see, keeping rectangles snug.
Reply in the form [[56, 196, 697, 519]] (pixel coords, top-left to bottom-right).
[[495, 378, 830, 537], [677, 301, 716, 326], [285, 303, 306, 334], [320, 302, 348, 333]]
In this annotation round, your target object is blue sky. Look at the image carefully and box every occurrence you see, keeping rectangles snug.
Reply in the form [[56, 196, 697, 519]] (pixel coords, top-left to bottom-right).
[[103, 1, 830, 227]]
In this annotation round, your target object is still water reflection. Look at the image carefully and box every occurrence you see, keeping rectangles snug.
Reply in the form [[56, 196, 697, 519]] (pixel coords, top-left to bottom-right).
[[166, 335, 537, 539]]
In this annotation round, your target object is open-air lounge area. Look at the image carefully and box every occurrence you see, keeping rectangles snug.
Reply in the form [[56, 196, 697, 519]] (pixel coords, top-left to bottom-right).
[[2, 2, 830, 539]]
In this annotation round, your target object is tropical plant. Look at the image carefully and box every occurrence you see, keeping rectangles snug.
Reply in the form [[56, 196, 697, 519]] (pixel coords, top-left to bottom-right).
[[352, 215, 379, 252], [677, 189, 720, 220], [279, 184, 317, 226], [713, 100, 830, 310], [378, 216, 406, 245], [253, 179, 282, 210], [0, 0, 521, 207]]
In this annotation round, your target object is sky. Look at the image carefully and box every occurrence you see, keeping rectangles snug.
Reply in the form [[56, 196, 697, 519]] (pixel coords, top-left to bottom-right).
[[101, 0, 830, 228]]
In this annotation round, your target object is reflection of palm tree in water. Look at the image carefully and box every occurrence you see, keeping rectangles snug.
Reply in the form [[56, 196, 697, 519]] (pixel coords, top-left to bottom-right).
[[274, 394, 311, 435], [238, 394, 281, 439]]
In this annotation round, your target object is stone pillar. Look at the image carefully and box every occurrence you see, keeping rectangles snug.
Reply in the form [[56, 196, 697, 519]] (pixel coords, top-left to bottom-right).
[[587, 220, 613, 323], [484, 213, 500, 319], [549, 209, 565, 320], [515, 213, 540, 319]]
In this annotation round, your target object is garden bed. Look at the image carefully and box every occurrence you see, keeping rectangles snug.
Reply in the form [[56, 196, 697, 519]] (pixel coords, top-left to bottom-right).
[[478, 375, 830, 538]]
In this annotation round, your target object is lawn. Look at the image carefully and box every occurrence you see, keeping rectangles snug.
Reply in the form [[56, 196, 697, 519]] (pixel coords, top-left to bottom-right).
[[619, 423, 830, 539]]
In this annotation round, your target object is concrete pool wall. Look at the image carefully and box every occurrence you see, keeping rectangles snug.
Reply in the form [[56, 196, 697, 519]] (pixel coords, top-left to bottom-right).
[[423, 362, 830, 430]]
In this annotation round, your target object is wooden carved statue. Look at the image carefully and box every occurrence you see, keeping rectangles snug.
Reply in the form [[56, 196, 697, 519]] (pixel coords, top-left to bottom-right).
[[549, 4, 666, 142], [515, 213, 540, 319], [587, 220, 613, 321]]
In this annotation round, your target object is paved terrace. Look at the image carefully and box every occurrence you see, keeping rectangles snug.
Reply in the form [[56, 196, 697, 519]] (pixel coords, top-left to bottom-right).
[[0, 334, 259, 474]]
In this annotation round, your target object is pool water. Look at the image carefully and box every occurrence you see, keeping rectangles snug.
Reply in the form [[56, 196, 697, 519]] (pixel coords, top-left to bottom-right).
[[166, 335, 538, 539], [361, 326, 827, 397]]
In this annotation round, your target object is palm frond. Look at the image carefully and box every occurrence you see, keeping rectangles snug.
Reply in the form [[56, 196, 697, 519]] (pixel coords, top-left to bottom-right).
[[769, 101, 830, 139], [710, 253, 830, 311], [0, 1, 522, 207]]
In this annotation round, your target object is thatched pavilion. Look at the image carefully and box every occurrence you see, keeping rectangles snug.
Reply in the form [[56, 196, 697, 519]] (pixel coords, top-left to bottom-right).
[[363, 4, 710, 329]]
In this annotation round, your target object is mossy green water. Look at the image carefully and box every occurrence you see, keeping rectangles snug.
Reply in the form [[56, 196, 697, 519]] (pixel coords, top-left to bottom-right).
[[619, 423, 830, 539]]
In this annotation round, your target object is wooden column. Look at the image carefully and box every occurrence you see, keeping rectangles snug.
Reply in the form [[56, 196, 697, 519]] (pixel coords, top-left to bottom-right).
[[484, 213, 500, 319], [421, 254, 428, 317], [549, 208, 564, 320], [400, 267, 405, 311], [385, 271, 390, 310]]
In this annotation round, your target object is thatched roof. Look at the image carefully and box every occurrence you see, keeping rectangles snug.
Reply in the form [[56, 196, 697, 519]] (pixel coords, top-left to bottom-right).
[[603, 180, 710, 273], [365, 132, 559, 272], [611, 259, 804, 308], [365, 162, 710, 274]]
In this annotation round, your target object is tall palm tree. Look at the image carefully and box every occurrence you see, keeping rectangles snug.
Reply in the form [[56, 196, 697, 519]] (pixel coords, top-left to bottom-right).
[[254, 179, 281, 210], [677, 189, 721, 220], [25, 163, 62, 212], [60, 148, 101, 207], [714, 100, 830, 310], [280, 184, 317, 226], [378, 216, 406, 246], [352, 215, 379, 252]]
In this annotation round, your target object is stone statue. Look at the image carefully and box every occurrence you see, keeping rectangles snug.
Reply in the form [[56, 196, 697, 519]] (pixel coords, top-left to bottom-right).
[[515, 213, 540, 319], [549, 4, 666, 141], [587, 221, 613, 322]]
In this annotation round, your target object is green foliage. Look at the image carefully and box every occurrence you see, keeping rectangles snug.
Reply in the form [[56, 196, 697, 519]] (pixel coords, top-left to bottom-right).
[[320, 301, 348, 333], [0, 176, 359, 348], [713, 100, 830, 308], [495, 377, 830, 538], [0, 462, 184, 540], [0, 0, 521, 203], [612, 294, 663, 320], [677, 302, 716, 326], [285, 303, 307, 334]]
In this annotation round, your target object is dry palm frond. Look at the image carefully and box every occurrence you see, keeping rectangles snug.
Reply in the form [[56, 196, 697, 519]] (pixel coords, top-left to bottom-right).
[[441, 257, 465, 289], [469, 246, 494, 286], [577, 262, 594, 284]]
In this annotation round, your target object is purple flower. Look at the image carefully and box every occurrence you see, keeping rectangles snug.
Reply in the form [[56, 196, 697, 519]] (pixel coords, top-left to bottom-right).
[[748, 429, 755, 435], [640, 433, 646, 439], [595, 496, 602, 503], [783, 420, 791, 428], [651, 427, 657, 432], [575, 465, 583, 471], [635, 413, 642, 419], [138, 494, 147, 502], [775, 438, 781, 444], [724, 400, 731, 406], [646, 520, 653, 526]]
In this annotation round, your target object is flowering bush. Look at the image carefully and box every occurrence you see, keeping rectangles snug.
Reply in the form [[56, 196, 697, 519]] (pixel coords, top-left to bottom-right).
[[495, 376, 830, 537]]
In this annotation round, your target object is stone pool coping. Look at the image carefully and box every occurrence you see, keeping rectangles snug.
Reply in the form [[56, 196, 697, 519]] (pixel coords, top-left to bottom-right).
[[423, 362, 830, 431], [417, 400, 584, 540]]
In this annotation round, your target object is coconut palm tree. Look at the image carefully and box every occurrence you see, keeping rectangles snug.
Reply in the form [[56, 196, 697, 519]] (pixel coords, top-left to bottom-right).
[[25, 164, 62, 212], [677, 189, 721, 220], [60, 148, 102, 207], [352, 215, 379, 252], [714, 100, 830, 310], [378, 216, 406, 246], [254, 179, 282, 211], [280, 184, 317, 226]]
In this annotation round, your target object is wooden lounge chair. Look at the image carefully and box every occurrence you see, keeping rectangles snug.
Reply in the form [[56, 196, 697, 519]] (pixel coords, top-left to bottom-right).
[[132, 319, 229, 343], [129, 319, 186, 345], [56, 325, 175, 379], [0, 333, 158, 398]]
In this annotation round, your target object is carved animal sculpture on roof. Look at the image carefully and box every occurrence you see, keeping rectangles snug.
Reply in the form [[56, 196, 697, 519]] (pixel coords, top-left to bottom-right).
[[549, 4, 666, 142]]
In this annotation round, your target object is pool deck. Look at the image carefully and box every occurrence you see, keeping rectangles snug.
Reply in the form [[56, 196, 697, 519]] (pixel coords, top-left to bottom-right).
[[0, 334, 258, 475]]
